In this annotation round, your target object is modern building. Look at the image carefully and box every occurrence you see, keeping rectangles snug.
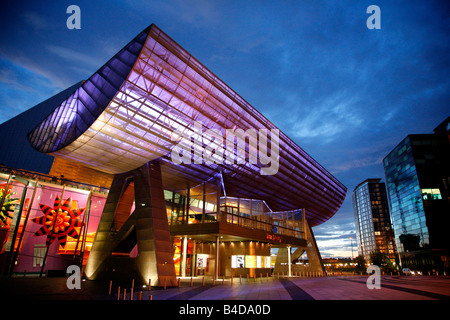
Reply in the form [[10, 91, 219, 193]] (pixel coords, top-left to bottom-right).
[[352, 179, 397, 262], [0, 24, 346, 286], [383, 117, 450, 273]]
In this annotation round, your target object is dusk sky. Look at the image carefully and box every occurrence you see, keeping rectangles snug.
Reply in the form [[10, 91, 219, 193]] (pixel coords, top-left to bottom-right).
[[1, 1, 449, 258]]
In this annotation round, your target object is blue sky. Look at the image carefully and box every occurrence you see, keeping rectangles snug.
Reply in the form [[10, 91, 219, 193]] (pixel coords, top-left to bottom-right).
[[1, 1, 449, 258]]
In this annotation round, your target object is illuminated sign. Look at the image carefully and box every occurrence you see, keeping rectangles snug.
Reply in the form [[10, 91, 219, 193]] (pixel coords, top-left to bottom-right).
[[197, 254, 208, 268], [232, 255, 271, 268], [245, 255, 256, 268], [266, 233, 282, 243], [231, 255, 245, 268]]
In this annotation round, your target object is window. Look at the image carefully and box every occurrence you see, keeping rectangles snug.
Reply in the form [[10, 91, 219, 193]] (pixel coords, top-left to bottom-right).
[[33, 244, 47, 267], [421, 188, 442, 200]]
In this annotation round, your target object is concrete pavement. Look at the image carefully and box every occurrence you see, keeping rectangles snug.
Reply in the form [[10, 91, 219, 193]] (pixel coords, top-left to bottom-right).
[[2, 274, 449, 301]]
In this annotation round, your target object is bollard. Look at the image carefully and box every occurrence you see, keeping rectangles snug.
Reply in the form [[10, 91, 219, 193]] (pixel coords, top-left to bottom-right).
[[149, 278, 151, 291], [117, 286, 121, 300], [123, 288, 126, 300], [149, 295, 153, 300], [138, 291, 143, 300], [202, 276, 205, 287], [164, 278, 167, 290], [178, 278, 181, 288], [213, 278, 216, 286], [231, 275, 233, 285], [240, 274, 242, 284], [190, 277, 193, 287], [109, 280, 112, 295]]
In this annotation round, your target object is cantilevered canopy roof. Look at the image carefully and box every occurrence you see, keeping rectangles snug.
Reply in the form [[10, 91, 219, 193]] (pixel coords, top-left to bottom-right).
[[28, 24, 346, 226]]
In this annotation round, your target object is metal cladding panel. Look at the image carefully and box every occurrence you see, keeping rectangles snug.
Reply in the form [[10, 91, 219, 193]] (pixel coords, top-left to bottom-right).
[[27, 27, 150, 154], [27, 24, 346, 226]]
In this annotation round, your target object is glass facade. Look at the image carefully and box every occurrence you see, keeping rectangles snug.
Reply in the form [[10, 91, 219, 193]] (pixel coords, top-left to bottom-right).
[[0, 168, 108, 275], [352, 179, 396, 261], [164, 183, 305, 240], [1, 166, 306, 277], [384, 137, 429, 254], [383, 134, 450, 272]]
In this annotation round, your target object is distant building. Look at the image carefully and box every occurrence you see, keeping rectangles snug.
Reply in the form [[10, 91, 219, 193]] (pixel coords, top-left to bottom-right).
[[352, 179, 397, 262], [383, 117, 450, 273]]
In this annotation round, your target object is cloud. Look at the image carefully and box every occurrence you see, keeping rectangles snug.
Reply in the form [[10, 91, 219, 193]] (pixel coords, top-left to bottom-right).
[[329, 154, 383, 175], [313, 217, 357, 258], [45, 45, 103, 73], [273, 90, 364, 144], [125, 0, 221, 27], [0, 52, 69, 90], [21, 11, 48, 31]]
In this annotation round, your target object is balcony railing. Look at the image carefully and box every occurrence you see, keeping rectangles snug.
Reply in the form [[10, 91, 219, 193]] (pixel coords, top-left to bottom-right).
[[168, 195, 305, 239]]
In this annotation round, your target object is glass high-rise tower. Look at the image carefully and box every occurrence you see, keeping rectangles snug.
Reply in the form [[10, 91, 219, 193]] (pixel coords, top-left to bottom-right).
[[352, 179, 397, 262], [383, 117, 450, 273]]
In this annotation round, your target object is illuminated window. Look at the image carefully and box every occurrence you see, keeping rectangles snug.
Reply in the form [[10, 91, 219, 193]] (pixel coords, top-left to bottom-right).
[[33, 244, 46, 267], [421, 188, 442, 200]]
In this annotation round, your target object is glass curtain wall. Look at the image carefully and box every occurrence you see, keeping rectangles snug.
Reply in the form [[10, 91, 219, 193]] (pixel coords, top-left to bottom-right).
[[383, 137, 429, 256], [164, 178, 306, 240], [0, 168, 107, 276]]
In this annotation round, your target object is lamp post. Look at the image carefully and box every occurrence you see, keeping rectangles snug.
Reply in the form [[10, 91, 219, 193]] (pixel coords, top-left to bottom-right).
[[349, 237, 354, 260]]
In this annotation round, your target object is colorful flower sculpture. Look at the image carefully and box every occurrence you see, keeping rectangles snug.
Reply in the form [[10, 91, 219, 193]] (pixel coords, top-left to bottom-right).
[[0, 186, 19, 227], [31, 196, 85, 247]]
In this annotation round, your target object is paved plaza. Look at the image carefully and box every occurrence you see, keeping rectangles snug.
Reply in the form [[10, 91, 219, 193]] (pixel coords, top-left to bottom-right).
[[2, 274, 449, 301]]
